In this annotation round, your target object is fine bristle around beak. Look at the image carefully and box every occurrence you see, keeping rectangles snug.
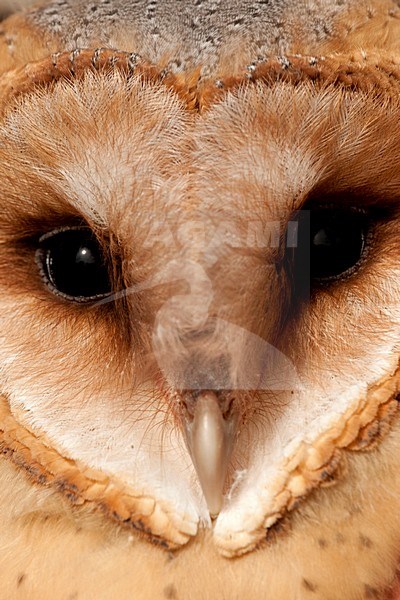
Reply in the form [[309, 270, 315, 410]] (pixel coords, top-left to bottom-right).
[[182, 390, 238, 517]]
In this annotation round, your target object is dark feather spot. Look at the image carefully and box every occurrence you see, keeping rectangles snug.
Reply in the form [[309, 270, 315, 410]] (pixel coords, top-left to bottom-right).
[[166, 552, 176, 563], [364, 584, 379, 598], [359, 534, 373, 549], [302, 579, 318, 593], [17, 574, 26, 587], [164, 584, 178, 599]]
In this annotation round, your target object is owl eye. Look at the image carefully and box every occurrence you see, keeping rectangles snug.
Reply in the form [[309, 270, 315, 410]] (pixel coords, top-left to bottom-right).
[[310, 209, 367, 281], [309, 209, 367, 282], [36, 227, 112, 301], [292, 208, 369, 288]]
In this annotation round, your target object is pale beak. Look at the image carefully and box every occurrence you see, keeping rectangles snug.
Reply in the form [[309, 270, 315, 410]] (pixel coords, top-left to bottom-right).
[[182, 390, 238, 517]]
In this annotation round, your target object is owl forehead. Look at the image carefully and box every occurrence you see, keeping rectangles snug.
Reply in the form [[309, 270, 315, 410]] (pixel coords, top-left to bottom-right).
[[2, 69, 400, 245], [0, 79, 358, 222]]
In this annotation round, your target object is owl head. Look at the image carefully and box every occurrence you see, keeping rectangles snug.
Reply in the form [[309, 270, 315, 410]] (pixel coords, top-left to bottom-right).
[[0, 2, 400, 598]]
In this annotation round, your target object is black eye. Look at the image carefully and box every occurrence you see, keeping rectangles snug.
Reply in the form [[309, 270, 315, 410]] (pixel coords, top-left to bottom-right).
[[293, 208, 369, 287], [310, 210, 367, 281], [36, 227, 112, 301]]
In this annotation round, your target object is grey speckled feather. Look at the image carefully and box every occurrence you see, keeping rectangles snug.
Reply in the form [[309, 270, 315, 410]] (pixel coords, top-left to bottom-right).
[[26, 0, 356, 75]]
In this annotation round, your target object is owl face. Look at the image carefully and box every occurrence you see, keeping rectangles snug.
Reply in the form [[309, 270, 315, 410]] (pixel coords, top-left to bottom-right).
[[0, 47, 399, 563], [0, 51, 400, 555]]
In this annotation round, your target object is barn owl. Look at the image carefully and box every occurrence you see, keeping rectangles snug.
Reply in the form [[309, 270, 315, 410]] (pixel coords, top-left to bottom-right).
[[0, 0, 400, 598]]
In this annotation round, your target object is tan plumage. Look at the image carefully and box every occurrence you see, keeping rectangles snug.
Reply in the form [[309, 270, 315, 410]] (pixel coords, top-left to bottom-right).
[[0, 0, 400, 598]]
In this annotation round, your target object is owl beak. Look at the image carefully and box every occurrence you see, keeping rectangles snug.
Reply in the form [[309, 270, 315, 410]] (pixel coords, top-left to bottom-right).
[[181, 390, 238, 517]]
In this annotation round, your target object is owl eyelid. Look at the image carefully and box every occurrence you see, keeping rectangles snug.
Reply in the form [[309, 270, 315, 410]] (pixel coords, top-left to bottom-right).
[[300, 201, 370, 215], [302, 190, 397, 217], [38, 224, 92, 243]]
